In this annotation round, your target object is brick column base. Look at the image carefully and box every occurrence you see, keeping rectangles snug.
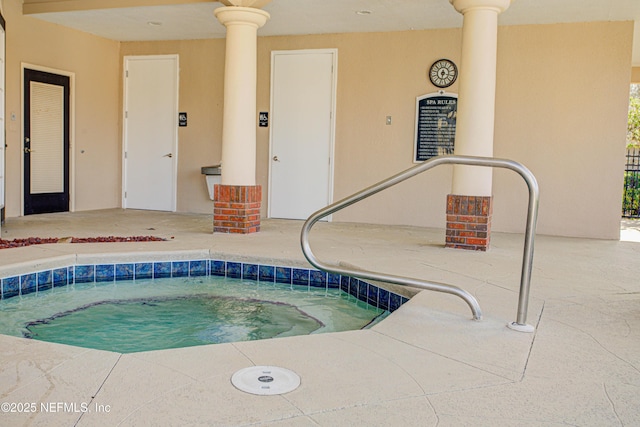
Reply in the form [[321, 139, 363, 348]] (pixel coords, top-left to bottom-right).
[[445, 194, 493, 251], [214, 185, 261, 234]]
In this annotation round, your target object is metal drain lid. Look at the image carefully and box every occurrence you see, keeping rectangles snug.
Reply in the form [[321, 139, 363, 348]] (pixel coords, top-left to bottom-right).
[[231, 366, 301, 395]]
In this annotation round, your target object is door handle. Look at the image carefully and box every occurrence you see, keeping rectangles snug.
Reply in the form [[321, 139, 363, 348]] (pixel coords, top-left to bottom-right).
[[272, 156, 279, 162], [163, 153, 173, 158], [24, 147, 35, 153]]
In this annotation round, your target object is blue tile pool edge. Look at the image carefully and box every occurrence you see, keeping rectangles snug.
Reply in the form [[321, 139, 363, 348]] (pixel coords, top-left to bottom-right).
[[0, 259, 409, 313]]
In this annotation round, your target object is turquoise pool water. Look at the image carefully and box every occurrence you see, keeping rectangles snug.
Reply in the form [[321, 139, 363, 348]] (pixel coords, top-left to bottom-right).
[[0, 276, 387, 353]]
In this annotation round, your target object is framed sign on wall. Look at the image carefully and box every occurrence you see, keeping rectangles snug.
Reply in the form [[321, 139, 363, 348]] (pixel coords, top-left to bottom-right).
[[413, 91, 458, 162]]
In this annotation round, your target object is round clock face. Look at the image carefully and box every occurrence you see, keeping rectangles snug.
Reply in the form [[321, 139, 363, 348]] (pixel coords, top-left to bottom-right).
[[429, 59, 458, 88]]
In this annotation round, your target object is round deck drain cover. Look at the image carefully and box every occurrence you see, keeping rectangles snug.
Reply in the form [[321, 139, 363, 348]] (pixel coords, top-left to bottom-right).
[[231, 366, 300, 395]]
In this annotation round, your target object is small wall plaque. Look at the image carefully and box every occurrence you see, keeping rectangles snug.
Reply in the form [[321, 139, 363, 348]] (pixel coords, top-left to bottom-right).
[[259, 112, 268, 127], [179, 112, 187, 127]]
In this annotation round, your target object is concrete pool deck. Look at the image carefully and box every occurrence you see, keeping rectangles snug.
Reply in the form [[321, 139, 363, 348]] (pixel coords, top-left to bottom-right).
[[0, 209, 639, 426]]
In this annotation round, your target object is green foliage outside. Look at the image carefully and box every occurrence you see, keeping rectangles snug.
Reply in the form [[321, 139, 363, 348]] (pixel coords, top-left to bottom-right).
[[624, 85, 640, 217], [629, 97, 640, 148], [629, 84, 640, 148], [623, 171, 640, 216]]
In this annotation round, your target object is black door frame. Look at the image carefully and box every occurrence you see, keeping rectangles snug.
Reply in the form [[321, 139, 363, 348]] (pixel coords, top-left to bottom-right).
[[23, 68, 70, 215]]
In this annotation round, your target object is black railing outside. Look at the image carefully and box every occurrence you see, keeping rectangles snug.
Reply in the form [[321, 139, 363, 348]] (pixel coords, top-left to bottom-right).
[[623, 147, 640, 218]]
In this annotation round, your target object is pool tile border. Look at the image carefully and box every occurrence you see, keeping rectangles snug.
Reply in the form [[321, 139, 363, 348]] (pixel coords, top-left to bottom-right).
[[0, 259, 409, 312]]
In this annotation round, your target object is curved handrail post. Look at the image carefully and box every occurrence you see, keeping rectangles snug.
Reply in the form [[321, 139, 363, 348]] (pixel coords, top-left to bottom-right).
[[507, 159, 540, 333], [300, 155, 539, 331]]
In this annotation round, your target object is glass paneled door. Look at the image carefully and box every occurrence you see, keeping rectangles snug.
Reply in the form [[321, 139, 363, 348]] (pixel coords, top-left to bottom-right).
[[23, 68, 70, 215]]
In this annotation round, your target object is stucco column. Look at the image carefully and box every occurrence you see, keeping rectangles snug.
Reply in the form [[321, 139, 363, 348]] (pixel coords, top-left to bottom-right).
[[213, 5, 269, 234], [214, 6, 269, 185], [447, 0, 510, 250], [450, 0, 510, 194]]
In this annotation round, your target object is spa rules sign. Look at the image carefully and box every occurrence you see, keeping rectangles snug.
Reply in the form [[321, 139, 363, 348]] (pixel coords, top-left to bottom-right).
[[414, 92, 458, 162]]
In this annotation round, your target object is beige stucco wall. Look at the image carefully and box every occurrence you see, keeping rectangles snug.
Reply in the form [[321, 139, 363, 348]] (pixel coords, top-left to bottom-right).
[[120, 40, 226, 213], [257, 30, 462, 227], [121, 21, 632, 239], [22, 0, 213, 14], [494, 22, 632, 238], [4, 6, 633, 240], [121, 30, 462, 217], [258, 22, 632, 239], [632, 67, 640, 83], [4, 0, 120, 217]]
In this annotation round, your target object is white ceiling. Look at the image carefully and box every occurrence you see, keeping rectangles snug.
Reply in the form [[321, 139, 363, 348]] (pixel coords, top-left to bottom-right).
[[28, 0, 640, 65]]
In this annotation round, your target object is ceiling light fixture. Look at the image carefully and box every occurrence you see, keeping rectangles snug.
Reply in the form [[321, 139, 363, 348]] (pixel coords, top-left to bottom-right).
[[355, 10, 372, 16], [147, 21, 162, 26]]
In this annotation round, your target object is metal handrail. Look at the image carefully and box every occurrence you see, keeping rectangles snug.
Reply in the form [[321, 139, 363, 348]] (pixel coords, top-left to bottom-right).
[[300, 155, 540, 331]]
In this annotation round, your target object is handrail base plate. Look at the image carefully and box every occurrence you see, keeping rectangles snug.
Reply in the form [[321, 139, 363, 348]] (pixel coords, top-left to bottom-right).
[[507, 322, 535, 333]]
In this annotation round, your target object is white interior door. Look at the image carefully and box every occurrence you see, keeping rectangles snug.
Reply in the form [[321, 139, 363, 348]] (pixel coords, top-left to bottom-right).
[[123, 55, 178, 211], [0, 14, 5, 222], [269, 50, 336, 220]]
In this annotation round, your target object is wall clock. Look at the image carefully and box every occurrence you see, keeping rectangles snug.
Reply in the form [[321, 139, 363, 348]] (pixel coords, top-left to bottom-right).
[[429, 59, 458, 88]]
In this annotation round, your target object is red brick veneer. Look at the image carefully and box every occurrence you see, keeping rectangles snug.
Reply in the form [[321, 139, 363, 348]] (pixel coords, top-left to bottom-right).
[[213, 185, 261, 234], [445, 194, 492, 251]]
